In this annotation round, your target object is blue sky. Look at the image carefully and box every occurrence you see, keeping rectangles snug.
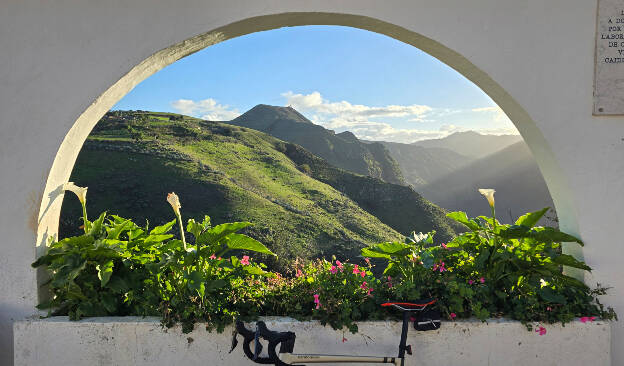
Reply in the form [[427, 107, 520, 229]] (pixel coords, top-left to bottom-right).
[[114, 25, 517, 143]]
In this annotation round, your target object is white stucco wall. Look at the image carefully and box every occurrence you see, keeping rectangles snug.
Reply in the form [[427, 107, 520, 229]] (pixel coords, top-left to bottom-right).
[[2, 1, 623, 365], [14, 317, 611, 366]]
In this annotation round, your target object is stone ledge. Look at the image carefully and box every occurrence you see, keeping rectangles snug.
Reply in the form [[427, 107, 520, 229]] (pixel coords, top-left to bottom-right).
[[14, 317, 610, 366]]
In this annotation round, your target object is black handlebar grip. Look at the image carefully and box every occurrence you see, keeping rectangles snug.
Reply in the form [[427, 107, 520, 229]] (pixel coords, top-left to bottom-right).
[[235, 321, 273, 364]]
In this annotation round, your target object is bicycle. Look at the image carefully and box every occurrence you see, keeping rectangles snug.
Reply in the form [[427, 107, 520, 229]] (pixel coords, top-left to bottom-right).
[[230, 298, 441, 366]]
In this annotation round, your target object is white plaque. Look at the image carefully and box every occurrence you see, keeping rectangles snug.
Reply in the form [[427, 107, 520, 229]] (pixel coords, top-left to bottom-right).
[[594, 0, 624, 114]]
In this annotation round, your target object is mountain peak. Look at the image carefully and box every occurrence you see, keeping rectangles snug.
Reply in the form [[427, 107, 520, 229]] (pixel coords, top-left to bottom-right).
[[232, 104, 314, 126]]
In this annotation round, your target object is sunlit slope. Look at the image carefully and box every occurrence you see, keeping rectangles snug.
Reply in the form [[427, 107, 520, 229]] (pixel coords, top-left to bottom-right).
[[62, 111, 421, 268], [228, 104, 406, 185]]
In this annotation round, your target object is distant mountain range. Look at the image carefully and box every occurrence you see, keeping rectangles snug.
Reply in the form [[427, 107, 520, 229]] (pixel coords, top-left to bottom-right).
[[61, 110, 460, 270], [377, 141, 472, 186], [418, 141, 556, 225], [411, 131, 522, 159], [228, 105, 406, 185]]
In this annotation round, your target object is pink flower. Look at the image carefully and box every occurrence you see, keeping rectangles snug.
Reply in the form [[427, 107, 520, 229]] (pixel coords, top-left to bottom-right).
[[432, 261, 446, 272], [313, 294, 321, 309], [468, 280, 474, 285], [546, 306, 552, 311], [364, 258, 371, 265], [329, 265, 337, 274], [218, 257, 222, 260], [296, 269, 303, 278], [360, 271, 366, 278], [480, 277, 485, 283], [450, 313, 457, 320], [240, 256, 250, 265], [580, 316, 596, 323], [336, 260, 343, 270], [535, 326, 547, 336], [360, 281, 368, 289], [367, 288, 373, 296], [209, 254, 216, 260], [441, 243, 448, 249], [352, 265, 360, 275]]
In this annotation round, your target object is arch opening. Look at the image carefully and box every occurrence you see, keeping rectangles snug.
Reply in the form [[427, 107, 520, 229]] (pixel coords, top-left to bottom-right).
[[36, 12, 581, 300]]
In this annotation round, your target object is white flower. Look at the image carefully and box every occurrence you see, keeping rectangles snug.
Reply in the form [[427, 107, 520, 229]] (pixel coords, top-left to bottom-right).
[[167, 192, 181, 216], [63, 182, 88, 204], [478, 188, 496, 207], [413, 232, 428, 243]]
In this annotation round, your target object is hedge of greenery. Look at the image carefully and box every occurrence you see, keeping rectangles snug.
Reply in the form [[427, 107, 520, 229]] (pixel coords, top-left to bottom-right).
[[33, 184, 616, 334]]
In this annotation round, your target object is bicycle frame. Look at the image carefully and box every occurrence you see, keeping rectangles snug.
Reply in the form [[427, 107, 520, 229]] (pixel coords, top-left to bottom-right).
[[231, 300, 440, 366]]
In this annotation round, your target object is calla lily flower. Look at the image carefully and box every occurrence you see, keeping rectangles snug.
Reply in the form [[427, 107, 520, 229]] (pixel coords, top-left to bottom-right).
[[63, 182, 88, 204], [167, 192, 182, 216], [478, 189, 496, 207], [166, 192, 186, 250], [63, 182, 89, 233]]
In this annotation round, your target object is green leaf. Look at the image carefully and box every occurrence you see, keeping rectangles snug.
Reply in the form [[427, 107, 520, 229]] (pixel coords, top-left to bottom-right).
[[225, 234, 275, 256], [498, 225, 531, 239], [446, 211, 481, 231], [530, 227, 583, 245], [515, 207, 550, 228], [96, 260, 114, 287], [186, 219, 204, 239], [185, 271, 204, 295], [106, 219, 132, 240], [197, 222, 252, 245], [474, 247, 490, 268], [106, 276, 130, 293], [552, 254, 592, 271], [142, 234, 174, 246], [206, 279, 227, 291], [88, 212, 107, 237], [539, 287, 567, 304], [100, 294, 117, 313], [243, 265, 267, 276], [361, 242, 412, 259], [150, 219, 176, 235]]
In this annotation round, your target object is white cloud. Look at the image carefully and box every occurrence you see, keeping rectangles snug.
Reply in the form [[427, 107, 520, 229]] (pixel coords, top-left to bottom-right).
[[279, 91, 519, 143], [471, 105, 510, 123], [170, 98, 240, 121], [282, 91, 432, 120], [471, 106, 499, 113]]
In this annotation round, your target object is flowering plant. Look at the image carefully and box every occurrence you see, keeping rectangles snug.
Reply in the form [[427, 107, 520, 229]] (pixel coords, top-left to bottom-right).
[[34, 186, 616, 334], [361, 189, 617, 328]]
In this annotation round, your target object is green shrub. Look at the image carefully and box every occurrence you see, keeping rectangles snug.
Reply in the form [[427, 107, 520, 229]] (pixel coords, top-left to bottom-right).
[[34, 185, 616, 334], [362, 190, 617, 328]]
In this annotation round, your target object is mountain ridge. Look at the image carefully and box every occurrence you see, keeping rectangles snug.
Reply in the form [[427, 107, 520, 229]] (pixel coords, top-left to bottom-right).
[[228, 104, 406, 185]]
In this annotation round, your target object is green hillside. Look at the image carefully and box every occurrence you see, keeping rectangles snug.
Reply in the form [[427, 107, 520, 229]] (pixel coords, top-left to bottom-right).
[[377, 141, 473, 186], [61, 111, 458, 269], [228, 105, 406, 185]]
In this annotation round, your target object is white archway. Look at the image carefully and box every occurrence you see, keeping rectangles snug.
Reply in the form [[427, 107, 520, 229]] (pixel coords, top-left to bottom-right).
[[8, 3, 621, 364]]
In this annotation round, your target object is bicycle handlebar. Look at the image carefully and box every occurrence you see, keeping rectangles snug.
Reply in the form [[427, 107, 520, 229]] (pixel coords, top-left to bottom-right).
[[231, 320, 296, 366]]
